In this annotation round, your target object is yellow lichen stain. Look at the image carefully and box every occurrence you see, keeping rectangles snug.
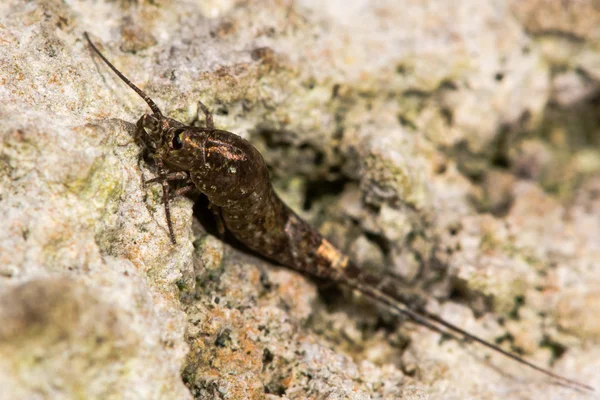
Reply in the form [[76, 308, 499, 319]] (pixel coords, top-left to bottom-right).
[[48, 73, 59, 85]]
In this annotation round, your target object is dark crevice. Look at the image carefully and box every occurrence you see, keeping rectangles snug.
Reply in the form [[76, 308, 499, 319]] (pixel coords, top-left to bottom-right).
[[331, 83, 341, 98], [440, 107, 453, 125], [315, 284, 347, 310], [453, 140, 486, 183], [255, 127, 301, 147], [363, 231, 392, 258], [450, 109, 538, 217], [264, 382, 286, 396], [490, 127, 512, 169], [395, 64, 408, 75], [214, 328, 232, 347], [397, 114, 417, 130], [215, 107, 229, 116], [448, 277, 495, 317], [494, 332, 526, 356], [527, 29, 585, 43], [438, 79, 458, 91], [402, 79, 458, 99], [540, 336, 567, 364], [252, 127, 341, 180], [402, 88, 430, 98], [508, 295, 525, 320], [302, 177, 347, 211], [373, 313, 402, 334]]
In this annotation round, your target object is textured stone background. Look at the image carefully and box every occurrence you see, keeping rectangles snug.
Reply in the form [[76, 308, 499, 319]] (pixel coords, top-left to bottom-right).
[[1, 0, 599, 399]]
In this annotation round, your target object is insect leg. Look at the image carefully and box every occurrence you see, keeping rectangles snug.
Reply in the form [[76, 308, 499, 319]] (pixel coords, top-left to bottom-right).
[[145, 171, 189, 185], [153, 158, 177, 244], [197, 101, 215, 129], [174, 185, 195, 197]]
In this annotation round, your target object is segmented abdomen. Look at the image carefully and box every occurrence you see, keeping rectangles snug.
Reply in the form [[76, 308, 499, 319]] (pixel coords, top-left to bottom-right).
[[218, 178, 351, 280]]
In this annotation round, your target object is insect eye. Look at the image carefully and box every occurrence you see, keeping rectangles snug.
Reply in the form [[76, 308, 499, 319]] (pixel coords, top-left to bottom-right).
[[172, 130, 184, 150]]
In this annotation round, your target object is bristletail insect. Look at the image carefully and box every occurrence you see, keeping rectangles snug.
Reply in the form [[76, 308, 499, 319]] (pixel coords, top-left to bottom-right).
[[84, 32, 595, 393]]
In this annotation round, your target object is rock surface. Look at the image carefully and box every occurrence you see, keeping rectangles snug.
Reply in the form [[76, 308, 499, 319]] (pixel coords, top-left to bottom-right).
[[0, 0, 599, 399]]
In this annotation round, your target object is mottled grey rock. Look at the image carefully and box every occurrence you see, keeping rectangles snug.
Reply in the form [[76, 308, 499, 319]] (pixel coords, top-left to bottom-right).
[[1, 0, 599, 399]]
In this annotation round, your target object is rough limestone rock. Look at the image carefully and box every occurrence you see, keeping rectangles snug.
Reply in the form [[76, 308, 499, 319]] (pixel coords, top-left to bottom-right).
[[1, 0, 599, 399]]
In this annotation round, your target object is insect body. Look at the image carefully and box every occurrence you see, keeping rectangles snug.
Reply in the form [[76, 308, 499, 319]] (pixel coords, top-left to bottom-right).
[[84, 33, 593, 393]]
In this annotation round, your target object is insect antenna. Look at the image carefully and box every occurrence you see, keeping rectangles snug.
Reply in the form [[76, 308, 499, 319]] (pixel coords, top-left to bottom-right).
[[85, 32, 180, 244], [84, 32, 162, 117]]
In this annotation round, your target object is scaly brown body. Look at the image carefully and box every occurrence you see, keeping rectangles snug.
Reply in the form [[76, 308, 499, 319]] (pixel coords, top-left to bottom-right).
[[84, 33, 593, 393]]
